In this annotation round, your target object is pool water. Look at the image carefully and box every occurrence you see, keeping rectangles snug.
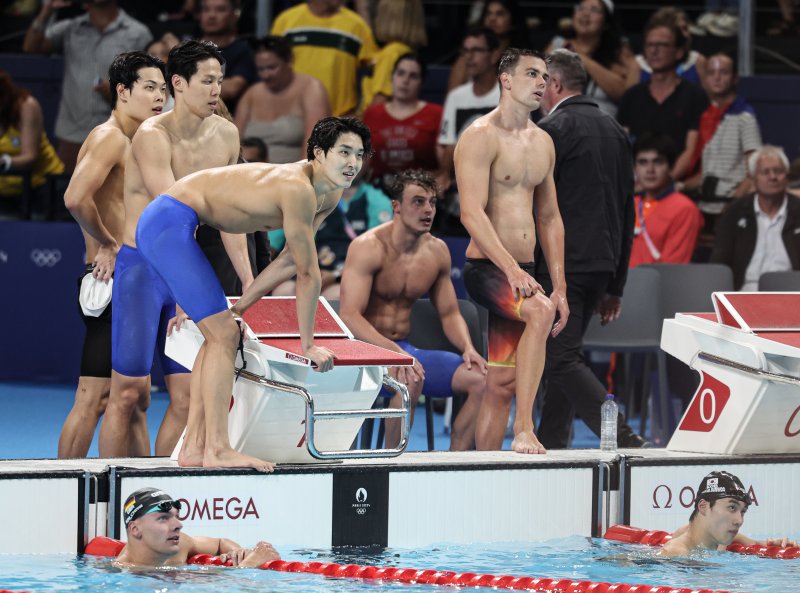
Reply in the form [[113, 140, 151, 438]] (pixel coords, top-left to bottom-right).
[[1, 537, 797, 593]]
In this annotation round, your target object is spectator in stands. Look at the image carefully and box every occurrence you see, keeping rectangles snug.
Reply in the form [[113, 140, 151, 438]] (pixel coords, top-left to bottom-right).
[[363, 54, 442, 191], [146, 33, 181, 113], [446, 0, 530, 93], [340, 169, 487, 450], [23, 0, 152, 173], [0, 70, 64, 203], [630, 7, 706, 89], [197, 0, 255, 111], [711, 145, 800, 290], [239, 137, 271, 274], [768, 0, 799, 35], [437, 27, 501, 196], [360, 0, 427, 111], [240, 136, 267, 163], [682, 51, 761, 223], [545, 0, 635, 117], [271, 0, 378, 117], [234, 36, 330, 163], [617, 19, 708, 181], [629, 134, 704, 267], [146, 32, 181, 64], [270, 175, 393, 299]]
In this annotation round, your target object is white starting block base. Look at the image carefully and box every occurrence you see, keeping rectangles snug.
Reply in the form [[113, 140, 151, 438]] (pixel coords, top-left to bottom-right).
[[165, 297, 413, 464], [662, 292, 800, 455]]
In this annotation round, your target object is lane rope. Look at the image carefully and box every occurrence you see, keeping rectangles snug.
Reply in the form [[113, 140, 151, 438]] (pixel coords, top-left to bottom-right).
[[604, 525, 800, 559], [84, 536, 743, 593]]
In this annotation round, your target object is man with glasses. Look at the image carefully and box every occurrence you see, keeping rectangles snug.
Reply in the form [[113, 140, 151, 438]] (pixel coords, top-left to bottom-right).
[[116, 487, 280, 567], [437, 27, 502, 203], [711, 145, 800, 291], [617, 19, 707, 181]]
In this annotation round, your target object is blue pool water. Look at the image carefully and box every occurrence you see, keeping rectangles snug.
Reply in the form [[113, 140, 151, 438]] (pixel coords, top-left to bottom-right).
[[1, 537, 797, 593]]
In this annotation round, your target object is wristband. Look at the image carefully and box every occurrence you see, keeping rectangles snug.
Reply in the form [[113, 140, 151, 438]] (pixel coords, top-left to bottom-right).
[[0, 154, 11, 173]]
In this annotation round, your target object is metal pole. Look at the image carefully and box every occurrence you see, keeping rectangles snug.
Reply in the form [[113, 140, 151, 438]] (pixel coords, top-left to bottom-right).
[[255, 0, 272, 38], [739, 0, 754, 76]]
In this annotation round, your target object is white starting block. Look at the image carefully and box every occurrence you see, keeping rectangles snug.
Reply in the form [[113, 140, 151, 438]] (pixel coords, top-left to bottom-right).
[[165, 297, 414, 463], [661, 292, 800, 454]]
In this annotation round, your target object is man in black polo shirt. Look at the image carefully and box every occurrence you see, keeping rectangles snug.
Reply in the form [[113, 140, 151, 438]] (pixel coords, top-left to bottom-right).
[[617, 20, 707, 182], [536, 49, 645, 449]]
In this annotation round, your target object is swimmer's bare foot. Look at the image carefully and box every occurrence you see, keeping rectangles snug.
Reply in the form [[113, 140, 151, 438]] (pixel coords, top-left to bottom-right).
[[178, 437, 205, 467], [511, 431, 547, 454], [203, 448, 275, 473], [177, 445, 204, 468]]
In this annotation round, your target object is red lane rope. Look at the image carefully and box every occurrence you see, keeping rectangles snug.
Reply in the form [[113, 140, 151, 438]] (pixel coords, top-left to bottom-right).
[[604, 525, 800, 559], [84, 537, 741, 593]]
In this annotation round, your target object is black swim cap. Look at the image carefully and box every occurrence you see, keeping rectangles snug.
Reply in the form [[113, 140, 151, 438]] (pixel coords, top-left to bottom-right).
[[695, 471, 751, 507], [123, 487, 181, 527]]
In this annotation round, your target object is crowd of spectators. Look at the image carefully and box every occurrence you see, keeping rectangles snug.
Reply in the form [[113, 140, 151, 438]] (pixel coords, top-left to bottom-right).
[[1, 0, 799, 449]]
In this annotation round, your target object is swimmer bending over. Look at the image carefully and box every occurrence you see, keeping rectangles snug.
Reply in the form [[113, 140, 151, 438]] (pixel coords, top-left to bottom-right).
[[136, 116, 372, 472], [660, 471, 797, 557], [116, 487, 279, 567], [456, 48, 569, 454]]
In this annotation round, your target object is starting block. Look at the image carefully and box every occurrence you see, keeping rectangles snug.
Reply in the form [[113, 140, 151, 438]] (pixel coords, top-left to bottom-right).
[[165, 297, 414, 463], [661, 292, 800, 454]]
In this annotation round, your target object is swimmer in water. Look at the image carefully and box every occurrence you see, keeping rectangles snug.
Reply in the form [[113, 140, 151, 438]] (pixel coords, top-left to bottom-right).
[[660, 471, 797, 557], [115, 487, 279, 568]]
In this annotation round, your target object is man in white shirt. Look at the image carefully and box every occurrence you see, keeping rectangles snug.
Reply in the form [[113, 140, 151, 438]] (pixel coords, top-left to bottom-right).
[[436, 27, 502, 207], [711, 145, 800, 290]]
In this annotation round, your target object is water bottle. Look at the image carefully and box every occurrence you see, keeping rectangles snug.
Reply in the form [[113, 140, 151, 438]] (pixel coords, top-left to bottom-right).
[[600, 394, 618, 452]]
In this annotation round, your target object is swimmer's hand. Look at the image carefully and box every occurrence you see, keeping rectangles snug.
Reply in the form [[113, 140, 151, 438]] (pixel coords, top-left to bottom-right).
[[305, 344, 335, 372], [762, 536, 798, 548], [391, 357, 425, 386], [596, 294, 622, 326], [462, 348, 488, 375], [92, 242, 119, 282], [505, 265, 542, 300], [219, 547, 248, 567], [549, 289, 570, 338], [236, 541, 281, 568], [167, 304, 191, 335]]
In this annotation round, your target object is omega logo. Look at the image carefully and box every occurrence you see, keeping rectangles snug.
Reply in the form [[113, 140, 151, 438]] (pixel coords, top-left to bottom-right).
[[651, 483, 758, 509]]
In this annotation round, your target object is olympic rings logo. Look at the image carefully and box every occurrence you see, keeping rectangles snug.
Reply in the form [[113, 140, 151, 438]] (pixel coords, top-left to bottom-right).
[[30, 249, 62, 267]]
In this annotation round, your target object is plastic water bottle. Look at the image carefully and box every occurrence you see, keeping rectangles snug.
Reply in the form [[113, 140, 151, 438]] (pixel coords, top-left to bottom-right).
[[600, 394, 618, 452]]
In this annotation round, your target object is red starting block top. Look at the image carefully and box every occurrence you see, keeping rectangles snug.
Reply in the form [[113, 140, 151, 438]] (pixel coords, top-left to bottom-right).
[[263, 337, 413, 367], [714, 292, 800, 332], [231, 297, 347, 338]]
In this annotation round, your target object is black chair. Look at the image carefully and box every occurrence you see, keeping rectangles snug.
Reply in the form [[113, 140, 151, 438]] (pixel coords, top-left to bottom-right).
[[583, 267, 667, 443], [639, 263, 734, 437], [407, 299, 485, 450], [758, 271, 800, 291]]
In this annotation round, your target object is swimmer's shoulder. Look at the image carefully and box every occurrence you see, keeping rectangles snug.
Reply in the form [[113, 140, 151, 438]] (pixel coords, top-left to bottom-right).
[[80, 121, 129, 162], [350, 224, 391, 261], [208, 113, 239, 138], [658, 536, 691, 557]]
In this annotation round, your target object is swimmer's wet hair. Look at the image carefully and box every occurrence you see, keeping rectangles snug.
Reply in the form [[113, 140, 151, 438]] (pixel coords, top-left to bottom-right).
[[167, 40, 226, 96], [306, 116, 373, 161], [498, 48, 546, 77], [389, 169, 438, 202], [109, 51, 165, 110]]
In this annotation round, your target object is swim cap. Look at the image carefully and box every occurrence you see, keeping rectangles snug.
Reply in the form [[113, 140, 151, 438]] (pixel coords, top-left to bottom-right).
[[695, 471, 751, 506], [123, 487, 181, 527]]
